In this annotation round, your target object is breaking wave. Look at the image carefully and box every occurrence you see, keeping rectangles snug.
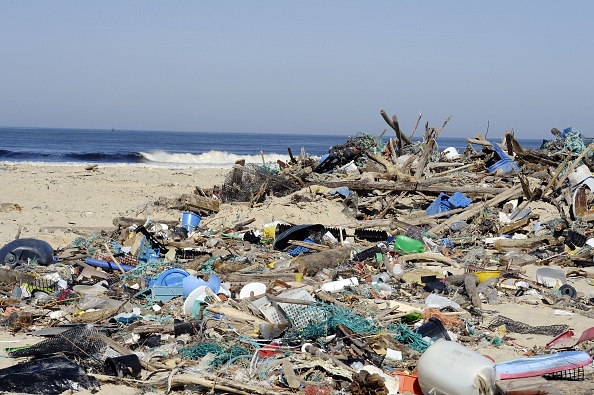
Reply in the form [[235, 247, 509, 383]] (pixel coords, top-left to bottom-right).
[[139, 150, 294, 167]]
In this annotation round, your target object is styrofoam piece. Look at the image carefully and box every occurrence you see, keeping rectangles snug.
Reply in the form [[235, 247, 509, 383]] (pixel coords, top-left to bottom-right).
[[239, 282, 267, 299], [536, 267, 567, 288]]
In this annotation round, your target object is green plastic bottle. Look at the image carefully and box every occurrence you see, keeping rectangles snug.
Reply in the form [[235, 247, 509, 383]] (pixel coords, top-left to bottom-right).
[[394, 234, 425, 253]]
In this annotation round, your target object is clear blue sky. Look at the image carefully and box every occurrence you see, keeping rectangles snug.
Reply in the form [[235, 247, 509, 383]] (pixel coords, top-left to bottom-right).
[[1, 1, 593, 138]]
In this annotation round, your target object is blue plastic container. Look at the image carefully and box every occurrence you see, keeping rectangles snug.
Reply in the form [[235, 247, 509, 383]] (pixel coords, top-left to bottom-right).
[[289, 238, 315, 257], [426, 193, 452, 216], [448, 192, 472, 208], [181, 212, 201, 231], [487, 144, 519, 173]]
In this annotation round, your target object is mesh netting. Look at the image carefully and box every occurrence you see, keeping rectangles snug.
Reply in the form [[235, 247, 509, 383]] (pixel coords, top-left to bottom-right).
[[179, 341, 249, 368], [488, 315, 569, 336], [120, 259, 185, 282], [70, 234, 112, 257], [387, 322, 431, 353], [8, 324, 107, 358], [329, 133, 385, 155], [285, 302, 378, 340], [221, 164, 301, 203]]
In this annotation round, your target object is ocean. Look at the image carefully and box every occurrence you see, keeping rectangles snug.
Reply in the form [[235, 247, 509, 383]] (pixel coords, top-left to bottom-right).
[[0, 127, 545, 168]]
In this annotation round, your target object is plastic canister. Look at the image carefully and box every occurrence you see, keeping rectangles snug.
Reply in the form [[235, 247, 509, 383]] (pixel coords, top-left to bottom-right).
[[394, 235, 424, 253], [417, 339, 495, 395]]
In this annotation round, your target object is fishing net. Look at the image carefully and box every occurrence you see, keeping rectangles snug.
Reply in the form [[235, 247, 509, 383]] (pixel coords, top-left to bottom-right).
[[488, 315, 569, 336], [329, 133, 385, 156], [387, 322, 430, 353], [179, 341, 250, 368], [285, 302, 378, 340], [70, 234, 112, 257], [221, 164, 301, 203], [120, 259, 185, 282], [8, 324, 108, 358], [423, 308, 462, 330]]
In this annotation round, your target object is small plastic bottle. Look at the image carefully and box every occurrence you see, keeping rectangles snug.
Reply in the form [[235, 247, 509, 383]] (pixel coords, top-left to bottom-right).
[[392, 263, 404, 277]]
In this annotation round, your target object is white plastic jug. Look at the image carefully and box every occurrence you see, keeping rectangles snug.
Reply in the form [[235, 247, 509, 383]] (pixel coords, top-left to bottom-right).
[[417, 339, 495, 395]]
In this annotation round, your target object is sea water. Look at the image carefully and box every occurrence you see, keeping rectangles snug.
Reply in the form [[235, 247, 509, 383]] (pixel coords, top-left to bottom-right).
[[0, 127, 543, 168]]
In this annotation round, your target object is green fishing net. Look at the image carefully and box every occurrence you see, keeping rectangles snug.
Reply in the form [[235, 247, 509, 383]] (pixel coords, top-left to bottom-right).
[[179, 342, 250, 368]]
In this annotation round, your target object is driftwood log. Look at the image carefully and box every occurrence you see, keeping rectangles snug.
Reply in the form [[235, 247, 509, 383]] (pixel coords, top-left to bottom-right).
[[182, 193, 220, 213], [398, 252, 461, 268], [316, 180, 511, 196], [92, 372, 297, 395], [380, 109, 412, 147], [113, 216, 179, 228], [493, 235, 560, 253]]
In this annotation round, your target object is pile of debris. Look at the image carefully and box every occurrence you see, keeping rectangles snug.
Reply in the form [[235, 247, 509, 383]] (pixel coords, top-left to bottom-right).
[[2, 111, 594, 395]]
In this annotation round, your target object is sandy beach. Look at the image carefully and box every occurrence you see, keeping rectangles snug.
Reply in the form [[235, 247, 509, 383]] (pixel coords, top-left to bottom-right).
[[1, 163, 594, 394], [0, 163, 230, 246]]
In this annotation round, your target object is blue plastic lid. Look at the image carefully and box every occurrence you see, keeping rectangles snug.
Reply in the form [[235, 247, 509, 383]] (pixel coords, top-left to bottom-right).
[[156, 268, 190, 287]]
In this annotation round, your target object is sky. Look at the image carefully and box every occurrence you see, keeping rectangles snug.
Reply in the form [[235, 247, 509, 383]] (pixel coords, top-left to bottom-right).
[[1, 1, 593, 139]]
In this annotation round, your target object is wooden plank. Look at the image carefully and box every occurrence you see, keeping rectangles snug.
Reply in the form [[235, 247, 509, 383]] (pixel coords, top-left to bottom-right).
[[181, 193, 220, 212]]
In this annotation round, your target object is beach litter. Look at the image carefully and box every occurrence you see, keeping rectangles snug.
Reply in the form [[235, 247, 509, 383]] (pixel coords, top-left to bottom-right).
[[3, 112, 594, 394]]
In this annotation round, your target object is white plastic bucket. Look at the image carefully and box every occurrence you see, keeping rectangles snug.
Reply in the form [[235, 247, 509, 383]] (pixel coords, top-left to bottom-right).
[[443, 147, 461, 160], [568, 164, 593, 191]]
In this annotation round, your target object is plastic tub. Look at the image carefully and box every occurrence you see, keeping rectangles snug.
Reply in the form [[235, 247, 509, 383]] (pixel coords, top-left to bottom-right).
[[475, 270, 501, 284], [181, 212, 201, 231]]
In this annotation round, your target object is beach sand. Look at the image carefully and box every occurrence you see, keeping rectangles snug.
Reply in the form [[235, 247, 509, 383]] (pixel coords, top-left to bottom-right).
[[0, 163, 594, 394]]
